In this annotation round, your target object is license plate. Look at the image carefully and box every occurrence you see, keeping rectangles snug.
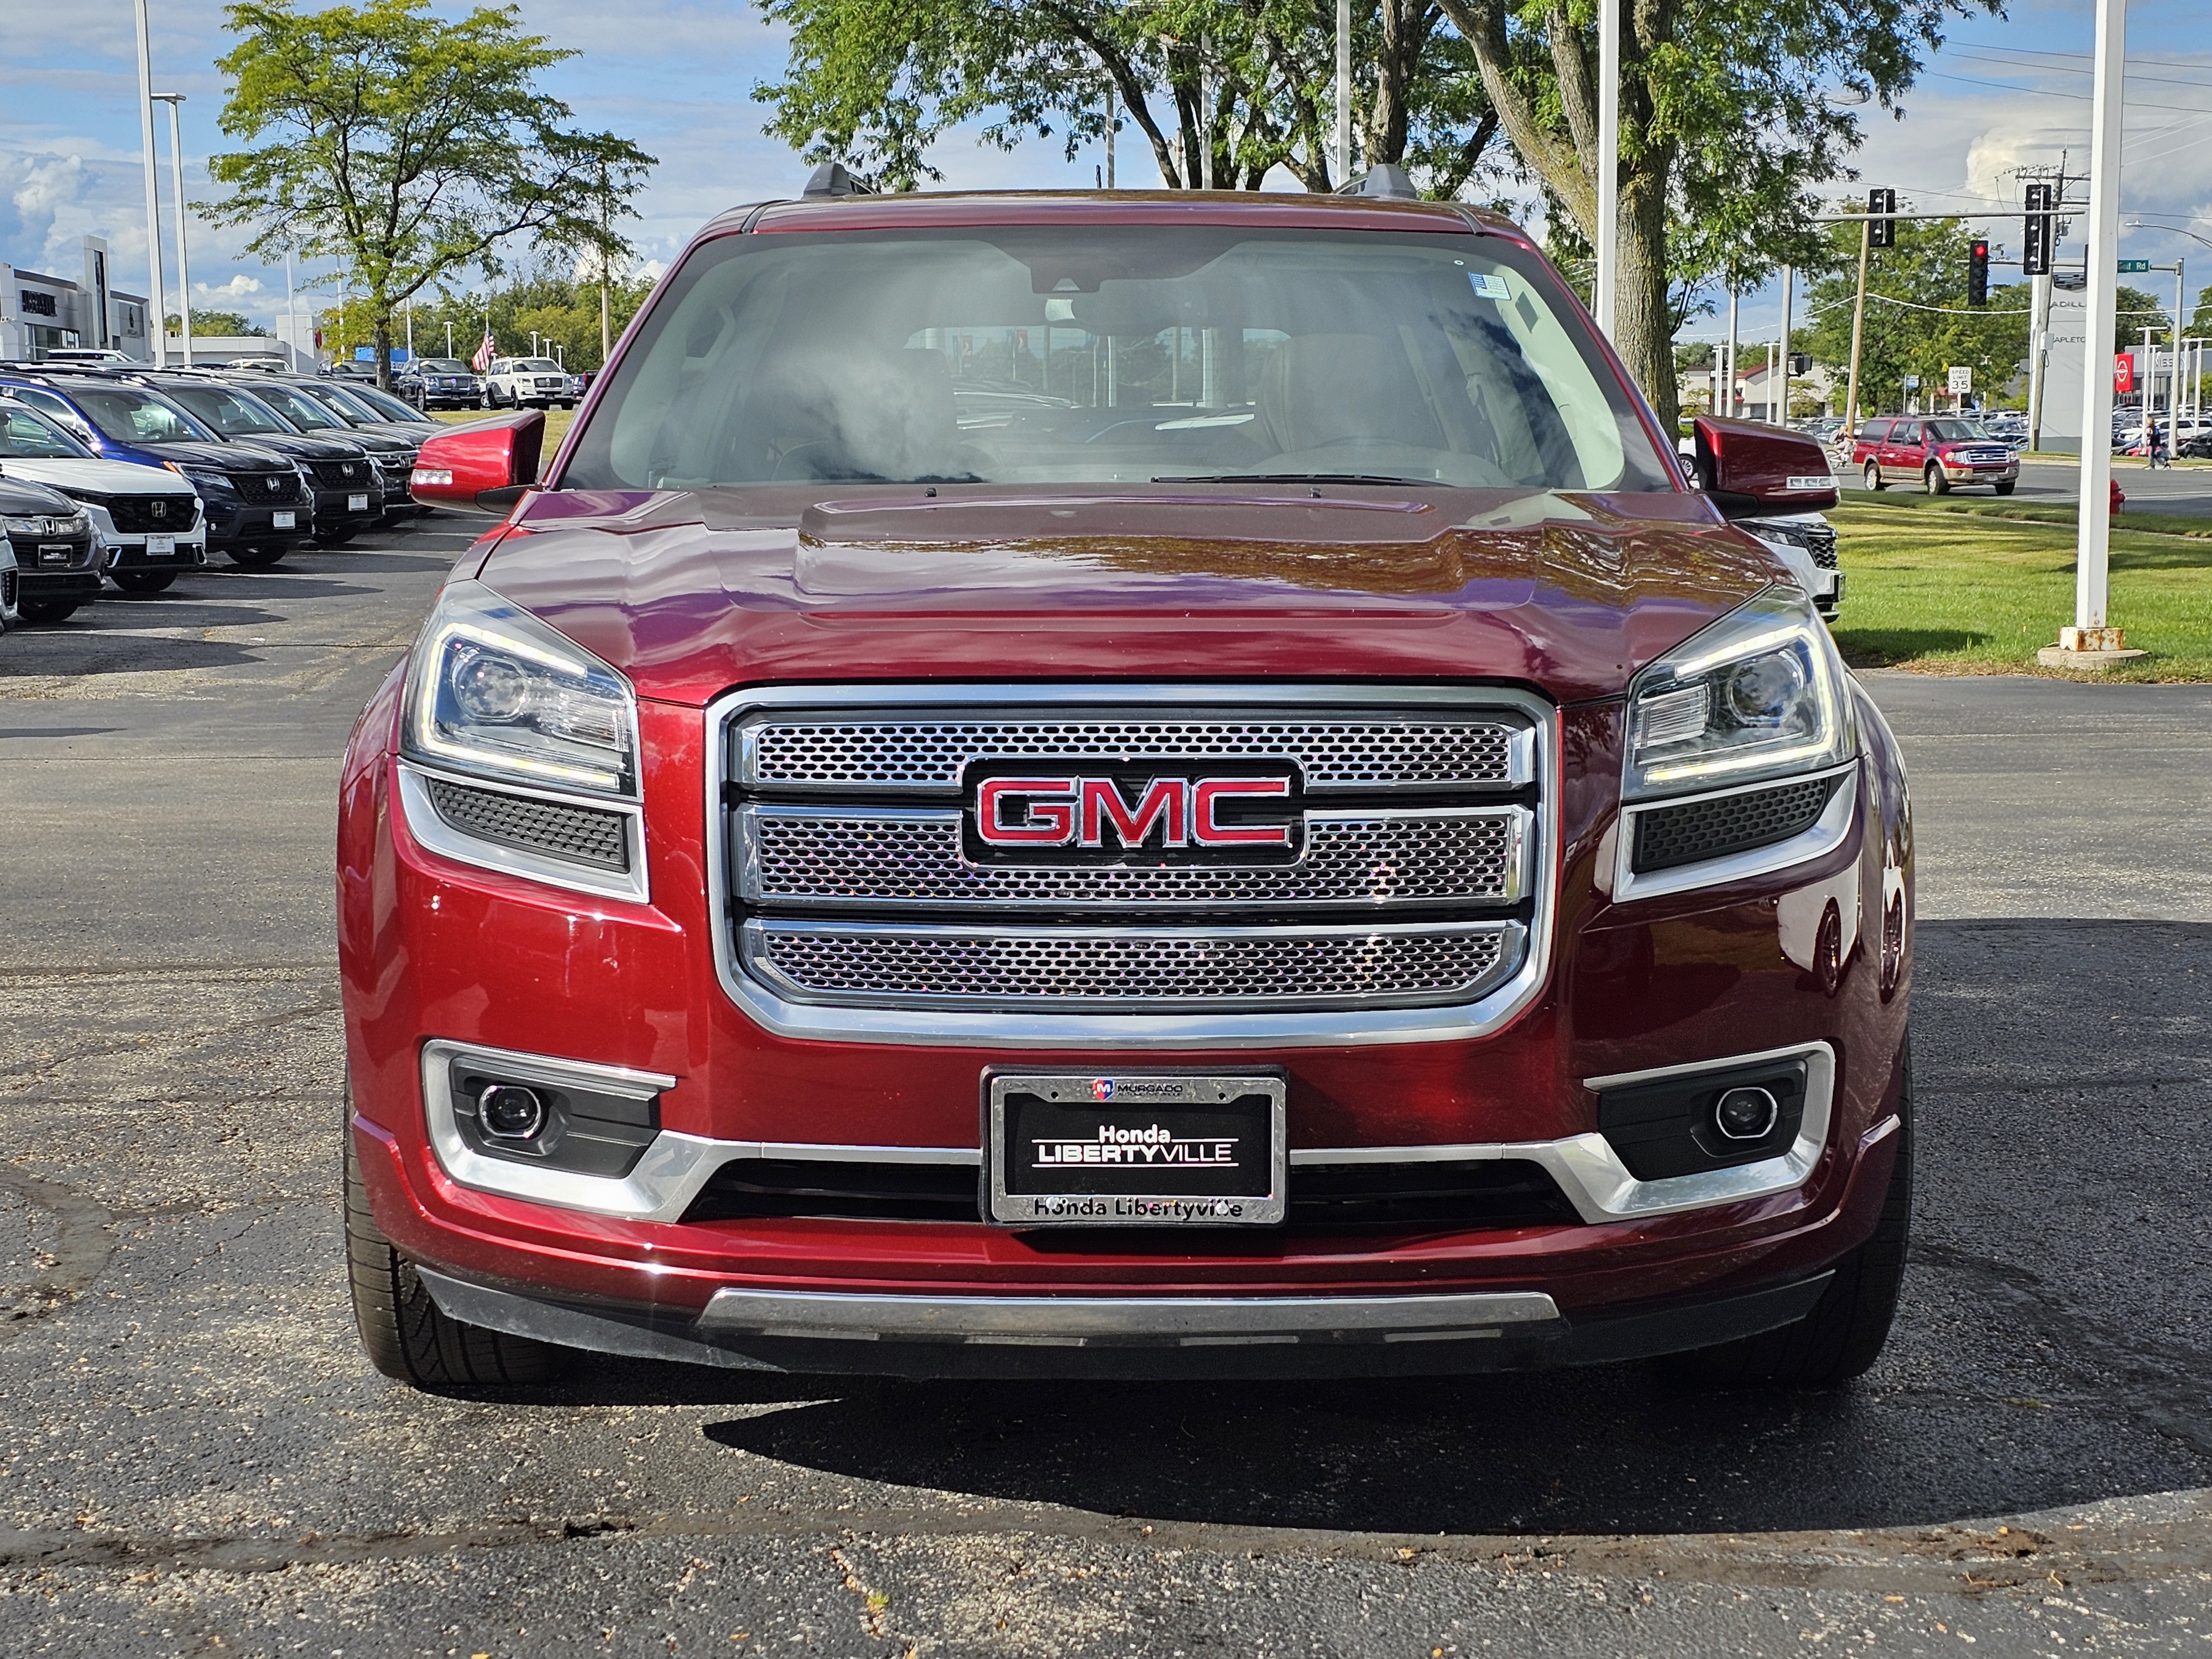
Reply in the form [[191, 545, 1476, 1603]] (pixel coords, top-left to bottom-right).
[[985, 1072, 1286, 1226], [144, 534, 176, 556], [347, 493, 369, 512], [272, 511, 296, 529]]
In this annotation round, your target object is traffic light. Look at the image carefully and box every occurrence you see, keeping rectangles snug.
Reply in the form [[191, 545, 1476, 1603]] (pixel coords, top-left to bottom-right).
[[1968, 239, 1990, 307], [1868, 187, 1897, 249], [2022, 184, 2054, 276], [1790, 353, 1812, 376]]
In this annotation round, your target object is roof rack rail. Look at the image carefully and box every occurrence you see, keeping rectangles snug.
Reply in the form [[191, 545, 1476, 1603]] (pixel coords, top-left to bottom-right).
[[1335, 164, 1421, 201], [801, 161, 873, 199]]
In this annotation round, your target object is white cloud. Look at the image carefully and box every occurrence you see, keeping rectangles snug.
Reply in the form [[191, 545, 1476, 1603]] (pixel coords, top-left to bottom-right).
[[194, 273, 265, 303]]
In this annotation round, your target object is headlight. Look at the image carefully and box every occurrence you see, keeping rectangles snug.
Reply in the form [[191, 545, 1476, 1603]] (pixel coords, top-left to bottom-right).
[[2, 513, 90, 536], [174, 465, 231, 492], [401, 580, 638, 797], [1624, 586, 1854, 800]]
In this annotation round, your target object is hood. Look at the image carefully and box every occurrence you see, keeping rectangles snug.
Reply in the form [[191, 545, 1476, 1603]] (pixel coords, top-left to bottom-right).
[[326, 427, 418, 453], [0, 457, 191, 496], [0, 474, 79, 515], [220, 432, 368, 462], [471, 485, 1783, 708], [135, 439, 293, 473]]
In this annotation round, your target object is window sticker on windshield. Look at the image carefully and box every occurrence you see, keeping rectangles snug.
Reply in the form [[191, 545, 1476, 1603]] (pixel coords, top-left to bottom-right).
[[1469, 272, 1511, 300]]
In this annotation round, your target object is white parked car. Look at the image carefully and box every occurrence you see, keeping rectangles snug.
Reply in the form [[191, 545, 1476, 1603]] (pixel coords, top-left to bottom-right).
[[0, 399, 208, 603], [481, 357, 574, 410], [1742, 513, 1843, 617]]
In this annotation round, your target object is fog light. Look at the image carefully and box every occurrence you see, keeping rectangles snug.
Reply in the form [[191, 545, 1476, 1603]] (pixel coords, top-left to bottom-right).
[[1713, 1086, 1780, 1142], [478, 1083, 546, 1141]]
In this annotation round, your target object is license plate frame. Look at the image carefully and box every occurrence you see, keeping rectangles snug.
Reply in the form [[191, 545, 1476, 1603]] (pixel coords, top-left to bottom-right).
[[347, 493, 370, 512], [272, 510, 296, 530], [984, 1071, 1287, 1228], [143, 534, 176, 557]]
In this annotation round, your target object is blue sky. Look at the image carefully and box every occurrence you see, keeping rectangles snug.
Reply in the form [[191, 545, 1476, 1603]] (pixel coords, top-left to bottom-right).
[[2, 0, 2206, 347]]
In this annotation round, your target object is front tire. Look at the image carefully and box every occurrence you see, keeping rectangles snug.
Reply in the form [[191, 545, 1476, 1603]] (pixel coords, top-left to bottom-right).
[[1863, 461, 1883, 491], [1994, 480, 2016, 496], [345, 1113, 564, 1387], [1668, 1036, 1913, 1390], [229, 542, 289, 569], [1924, 463, 1950, 495], [17, 599, 80, 623], [112, 570, 176, 594]]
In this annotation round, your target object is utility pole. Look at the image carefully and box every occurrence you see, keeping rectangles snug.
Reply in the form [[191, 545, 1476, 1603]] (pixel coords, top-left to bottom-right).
[[1334, 0, 1352, 187], [153, 95, 191, 368], [1778, 265, 1794, 426], [1724, 287, 1739, 418], [1842, 220, 1872, 441], [2043, 0, 2137, 665], [2027, 272, 2052, 450], [598, 164, 612, 366], [132, 0, 166, 367], [1105, 88, 1116, 189], [1594, 0, 1620, 341], [445, 320, 453, 358]]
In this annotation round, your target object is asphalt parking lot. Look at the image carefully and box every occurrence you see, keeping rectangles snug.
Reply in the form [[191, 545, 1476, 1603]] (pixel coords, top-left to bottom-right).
[[2, 521, 2208, 1657], [1839, 458, 2212, 517]]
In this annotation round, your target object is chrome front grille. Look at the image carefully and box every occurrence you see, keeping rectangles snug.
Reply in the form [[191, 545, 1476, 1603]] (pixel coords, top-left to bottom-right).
[[718, 688, 1547, 1031], [743, 920, 1517, 1010], [739, 806, 1523, 910], [742, 717, 1528, 794]]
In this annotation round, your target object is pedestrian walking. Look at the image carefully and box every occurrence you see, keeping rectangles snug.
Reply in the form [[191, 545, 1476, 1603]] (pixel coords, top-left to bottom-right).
[[2148, 418, 2168, 468]]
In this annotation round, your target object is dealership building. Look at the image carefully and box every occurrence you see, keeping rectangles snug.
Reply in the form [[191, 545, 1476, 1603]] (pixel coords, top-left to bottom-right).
[[1, 236, 155, 362]]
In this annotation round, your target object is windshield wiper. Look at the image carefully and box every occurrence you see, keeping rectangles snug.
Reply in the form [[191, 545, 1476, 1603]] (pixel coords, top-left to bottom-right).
[[1151, 472, 1441, 487]]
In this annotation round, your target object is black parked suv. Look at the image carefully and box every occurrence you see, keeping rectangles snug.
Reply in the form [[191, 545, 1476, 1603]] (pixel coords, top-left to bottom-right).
[[134, 373, 385, 546], [0, 369, 312, 568], [394, 357, 482, 411], [229, 375, 425, 520], [0, 471, 98, 623]]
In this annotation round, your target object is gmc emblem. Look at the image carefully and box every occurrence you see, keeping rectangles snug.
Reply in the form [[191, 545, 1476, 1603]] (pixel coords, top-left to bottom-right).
[[966, 766, 1300, 864]]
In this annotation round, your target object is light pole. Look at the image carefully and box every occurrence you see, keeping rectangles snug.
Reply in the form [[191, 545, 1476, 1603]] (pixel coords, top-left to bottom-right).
[[1594, 0, 1620, 341], [151, 94, 190, 368], [1334, 0, 1352, 186], [132, 0, 167, 366], [2045, 0, 2137, 666]]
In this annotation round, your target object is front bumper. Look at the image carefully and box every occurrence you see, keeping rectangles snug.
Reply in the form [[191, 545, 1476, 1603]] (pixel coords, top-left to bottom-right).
[[105, 533, 209, 573], [410, 1259, 1840, 1379], [203, 498, 314, 546]]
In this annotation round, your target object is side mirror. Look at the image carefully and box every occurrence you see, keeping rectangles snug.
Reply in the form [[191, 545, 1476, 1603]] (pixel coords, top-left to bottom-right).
[[406, 409, 545, 513], [1689, 416, 1840, 519]]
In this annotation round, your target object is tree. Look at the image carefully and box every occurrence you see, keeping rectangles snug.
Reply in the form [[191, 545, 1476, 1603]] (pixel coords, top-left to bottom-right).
[[1428, 0, 1997, 427], [401, 262, 656, 374], [164, 309, 268, 337], [206, 0, 654, 388], [755, 0, 1509, 196], [1801, 218, 2028, 416]]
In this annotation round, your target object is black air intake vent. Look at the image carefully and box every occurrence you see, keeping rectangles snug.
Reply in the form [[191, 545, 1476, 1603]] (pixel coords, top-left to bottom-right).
[[1631, 773, 1843, 874], [425, 776, 629, 870]]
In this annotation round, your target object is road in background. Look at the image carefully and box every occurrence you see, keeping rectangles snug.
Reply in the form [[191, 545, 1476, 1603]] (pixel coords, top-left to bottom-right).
[[1841, 459, 2212, 517], [2, 529, 2207, 1656]]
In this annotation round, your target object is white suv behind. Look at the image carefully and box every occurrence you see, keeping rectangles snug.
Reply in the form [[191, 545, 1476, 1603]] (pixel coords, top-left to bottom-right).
[[481, 358, 574, 410]]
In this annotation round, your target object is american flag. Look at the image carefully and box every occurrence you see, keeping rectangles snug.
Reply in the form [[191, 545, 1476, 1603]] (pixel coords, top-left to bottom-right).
[[469, 331, 497, 373]]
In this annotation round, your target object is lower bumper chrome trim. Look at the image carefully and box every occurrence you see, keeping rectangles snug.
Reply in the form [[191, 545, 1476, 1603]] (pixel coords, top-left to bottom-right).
[[695, 1286, 1562, 1344]]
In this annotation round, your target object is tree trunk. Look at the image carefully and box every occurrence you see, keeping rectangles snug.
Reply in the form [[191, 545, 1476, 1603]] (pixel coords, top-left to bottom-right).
[[1616, 163, 1676, 430], [374, 315, 393, 392]]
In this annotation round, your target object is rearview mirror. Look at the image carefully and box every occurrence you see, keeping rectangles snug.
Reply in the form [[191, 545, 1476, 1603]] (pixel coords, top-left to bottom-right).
[[406, 409, 545, 512], [1689, 416, 1840, 519]]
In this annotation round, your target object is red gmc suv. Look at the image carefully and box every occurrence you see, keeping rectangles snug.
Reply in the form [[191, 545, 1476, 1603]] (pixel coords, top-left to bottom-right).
[[343, 175, 1913, 1392]]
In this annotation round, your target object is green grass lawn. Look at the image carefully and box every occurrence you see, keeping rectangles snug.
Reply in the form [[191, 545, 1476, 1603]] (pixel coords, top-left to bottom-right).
[[1829, 495, 2212, 681], [431, 405, 576, 452]]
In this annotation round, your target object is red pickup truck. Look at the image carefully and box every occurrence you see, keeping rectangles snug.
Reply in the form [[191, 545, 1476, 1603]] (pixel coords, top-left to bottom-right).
[[345, 176, 1912, 1392]]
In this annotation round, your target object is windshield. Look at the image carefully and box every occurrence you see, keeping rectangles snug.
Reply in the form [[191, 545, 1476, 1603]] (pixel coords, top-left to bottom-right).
[[562, 226, 1669, 493], [253, 383, 348, 430], [161, 383, 296, 437], [418, 359, 471, 374], [299, 383, 381, 425], [64, 384, 218, 445], [0, 404, 96, 459], [348, 384, 434, 423], [514, 359, 562, 373], [1925, 420, 1992, 444]]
